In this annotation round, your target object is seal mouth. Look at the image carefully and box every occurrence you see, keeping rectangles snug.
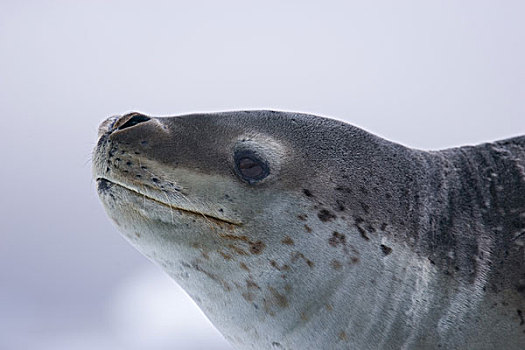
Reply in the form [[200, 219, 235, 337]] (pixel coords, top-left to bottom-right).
[[95, 177, 243, 227]]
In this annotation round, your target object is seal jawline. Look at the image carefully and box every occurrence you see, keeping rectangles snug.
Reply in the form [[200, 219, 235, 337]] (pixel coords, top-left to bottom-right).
[[95, 178, 242, 227]]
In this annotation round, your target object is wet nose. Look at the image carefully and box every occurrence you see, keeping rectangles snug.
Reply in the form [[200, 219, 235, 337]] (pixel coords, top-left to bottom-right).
[[97, 112, 151, 138]]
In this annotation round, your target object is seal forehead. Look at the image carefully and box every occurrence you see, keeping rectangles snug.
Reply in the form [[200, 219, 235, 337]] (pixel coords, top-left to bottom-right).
[[108, 110, 353, 191]]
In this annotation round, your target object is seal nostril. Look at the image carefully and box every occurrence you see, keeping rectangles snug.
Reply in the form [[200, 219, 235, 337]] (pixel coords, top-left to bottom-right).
[[118, 114, 151, 130]]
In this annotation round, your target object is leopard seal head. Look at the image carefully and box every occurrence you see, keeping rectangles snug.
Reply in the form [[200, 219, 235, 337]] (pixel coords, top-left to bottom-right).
[[93, 111, 525, 349]]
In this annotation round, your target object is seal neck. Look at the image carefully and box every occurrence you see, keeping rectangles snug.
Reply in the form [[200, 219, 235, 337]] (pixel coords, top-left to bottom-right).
[[421, 136, 525, 285]]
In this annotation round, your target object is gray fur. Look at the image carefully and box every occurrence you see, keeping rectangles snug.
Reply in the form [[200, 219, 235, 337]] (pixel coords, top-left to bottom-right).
[[93, 110, 525, 349]]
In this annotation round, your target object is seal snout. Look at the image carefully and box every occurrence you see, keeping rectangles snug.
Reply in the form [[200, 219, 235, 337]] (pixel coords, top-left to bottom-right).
[[97, 112, 151, 138], [97, 115, 119, 138]]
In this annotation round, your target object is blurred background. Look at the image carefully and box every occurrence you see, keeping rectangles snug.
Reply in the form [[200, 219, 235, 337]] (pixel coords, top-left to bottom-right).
[[0, 1, 523, 349]]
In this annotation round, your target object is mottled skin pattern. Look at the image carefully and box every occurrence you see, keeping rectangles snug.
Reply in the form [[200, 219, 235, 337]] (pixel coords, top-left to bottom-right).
[[93, 111, 525, 349]]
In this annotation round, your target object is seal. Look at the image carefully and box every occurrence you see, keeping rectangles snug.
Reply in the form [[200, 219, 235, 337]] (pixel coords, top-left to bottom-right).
[[93, 110, 525, 349]]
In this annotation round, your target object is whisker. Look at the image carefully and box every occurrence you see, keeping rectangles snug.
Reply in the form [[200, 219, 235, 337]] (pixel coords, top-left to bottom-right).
[[139, 162, 176, 225], [138, 160, 148, 212], [161, 190, 175, 225], [139, 164, 217, 231], [84, 150, 95, 167], [177, 189, 217, 233]]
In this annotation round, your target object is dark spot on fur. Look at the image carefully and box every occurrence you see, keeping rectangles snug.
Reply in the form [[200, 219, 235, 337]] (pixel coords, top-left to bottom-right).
[[335, 186, 352, 194], [242, 292, 255, 302], [268, 287, 289, 308], [303, 189, 313, 197], [331, 260, 343, 270], [281, 236, 294, 245], [141, 165, 147, 170], [335, 200, 346, 211], [353, 217, 369, 240], [339, 331, 348, 341], [250, 241, 266, 255], [240, 262, 250, 271], [219, 251, 232, 260], [517, 283, 525, 294], [518, 309, 524, 326], [380, 223, 388, 231], [291, 252, 314, 268], [152, 177, 159, 183], [329, 232, 346, 247], [304, 224, 312, 233], [270, 260, 290, 271], [380, 244, 392, 255], [297, 214, 307, 221], [356, 225, 369, 240], [220, 234, 250, 242], [126, 161, 132, 166], [271, 342, 283, 348], [385, 193, 392, 199], [318, 209, 336, 222], [246, 279, 260, 290], [192, 263, 231, 291], [360, 202, 370, 214], [228, 244, 249, 255], [135, 174, 141, 178]]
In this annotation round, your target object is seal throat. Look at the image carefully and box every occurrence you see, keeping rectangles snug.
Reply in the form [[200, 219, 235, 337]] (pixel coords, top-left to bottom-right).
[[96, 177, 243, 227]]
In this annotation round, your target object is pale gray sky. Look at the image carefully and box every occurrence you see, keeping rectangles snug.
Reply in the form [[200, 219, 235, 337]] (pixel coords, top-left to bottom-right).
[[0, 1, 524, 349]]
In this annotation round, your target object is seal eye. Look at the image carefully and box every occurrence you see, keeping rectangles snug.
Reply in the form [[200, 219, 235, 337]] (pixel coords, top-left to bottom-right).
[[239, 157, 264, 178], [234, 151, 269, 184]]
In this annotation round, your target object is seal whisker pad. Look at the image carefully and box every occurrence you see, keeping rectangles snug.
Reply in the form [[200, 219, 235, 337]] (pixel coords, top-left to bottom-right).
[[93, 110, 525, 349]]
